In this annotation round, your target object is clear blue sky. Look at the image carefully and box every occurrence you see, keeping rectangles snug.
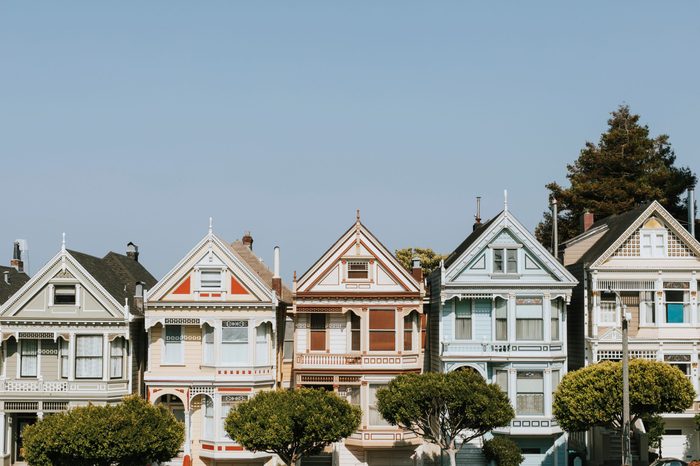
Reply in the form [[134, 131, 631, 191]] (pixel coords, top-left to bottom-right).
[[2, 1, 698, 282]]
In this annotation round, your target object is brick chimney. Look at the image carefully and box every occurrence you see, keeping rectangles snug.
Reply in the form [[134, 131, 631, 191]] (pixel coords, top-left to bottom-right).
[[242, 231, 254, 250], [581, 211, 595, 233], [272, 246, 282, 298], [10, 241, 24, 272], [126, 242, 139, 262], [411, 257, 423, 283]]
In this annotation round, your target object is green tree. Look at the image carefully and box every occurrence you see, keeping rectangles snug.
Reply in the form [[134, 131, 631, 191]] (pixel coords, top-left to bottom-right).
[[641, 414, 665, 452], [395, 248, 445, 276], [224, 388, 361, 466], [536, 104, 696, 248], [376, 370, 514, 466], [553, 359, 694, 433], [22, 395, 184, 466], [482, 436, 524, 466]]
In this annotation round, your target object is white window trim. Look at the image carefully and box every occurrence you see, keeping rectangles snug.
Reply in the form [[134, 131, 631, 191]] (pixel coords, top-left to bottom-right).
[[453, 299, 475, 342], [196, 267, 225, 292], [162, 325, 185, 366], [489, 244, 522, 276], [18, 339, 40, 379], [640, 228, 667, 258], [658, 290, 690, 326]]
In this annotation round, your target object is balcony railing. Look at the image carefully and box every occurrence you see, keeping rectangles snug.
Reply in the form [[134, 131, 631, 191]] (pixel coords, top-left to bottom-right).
[[0, 378, 128, 393], [294, 353, 420, 369], [441, 341, 564, 355]]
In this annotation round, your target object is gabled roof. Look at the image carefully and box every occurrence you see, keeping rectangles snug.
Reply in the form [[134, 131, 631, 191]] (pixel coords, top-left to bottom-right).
[[568, 201, 700, 268], [444, 215, 499, 268], [0, 266, 30, 304], [68, 250, 157, 308], [228, 240, 292, 303]]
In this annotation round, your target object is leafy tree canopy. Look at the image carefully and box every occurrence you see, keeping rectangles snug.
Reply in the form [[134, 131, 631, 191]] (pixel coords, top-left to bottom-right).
[[483, 436, 524, 466], [536, 104, 696, 248], [225, 388, 361, 466], [395, 248, 445, 276], [553, 359, 694, 433], [376, 370, 514, 466], [22, 395, 184, 466]]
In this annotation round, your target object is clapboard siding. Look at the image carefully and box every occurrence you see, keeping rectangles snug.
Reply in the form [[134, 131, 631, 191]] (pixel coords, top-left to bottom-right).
[[473, 299, 492, 341]]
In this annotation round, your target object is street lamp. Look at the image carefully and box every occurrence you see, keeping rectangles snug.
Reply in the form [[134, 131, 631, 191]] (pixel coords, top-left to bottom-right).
[[609, 289, 632, 466]]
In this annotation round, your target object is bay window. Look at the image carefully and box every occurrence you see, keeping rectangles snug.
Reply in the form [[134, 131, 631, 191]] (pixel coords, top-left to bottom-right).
[[110, 338, 124, 378], [495, 369, 509, 393], [20, 339, 38, 377], [255, 324, 269, 365], [516, 371, 544, 416], [369, 384, 391, 426], [495, 298, 508, 341], [641, 291, 656, 324], [516, 298, 543, 341], [203, 396, 214, 439], [403, 314, 415, 351], [455, 299, 472, 340], [76, 335, 103, 379], [221, 395, 248, 439], [222, 321, 248, 365], [369, 309, 395, 351], [551, 300, 561, 341], [310, 314, 327, 351], [60, 338, 69, 378], [350, 313, 361, 351], [163, 325, 184, 365], [202, 324, 214, 364]]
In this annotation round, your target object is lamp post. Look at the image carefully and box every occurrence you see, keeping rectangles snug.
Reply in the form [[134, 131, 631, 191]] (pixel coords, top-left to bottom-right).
[[610, 289, 632, 466]]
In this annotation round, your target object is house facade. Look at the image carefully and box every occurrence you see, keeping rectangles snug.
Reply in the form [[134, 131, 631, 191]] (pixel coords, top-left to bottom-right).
[[564, 201, 700, 463], [427, 205, 577, 466], [291, 213, 425, 466], [0, 241, 155, 466], [144, 228, 290, 466]]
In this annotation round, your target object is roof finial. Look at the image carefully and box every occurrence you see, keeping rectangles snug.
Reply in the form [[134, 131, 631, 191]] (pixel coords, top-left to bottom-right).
[[504, 189, 508, 213], [61, 232, 66, 251], [356, 209, 361, 223], [209, 216, 213, 235]]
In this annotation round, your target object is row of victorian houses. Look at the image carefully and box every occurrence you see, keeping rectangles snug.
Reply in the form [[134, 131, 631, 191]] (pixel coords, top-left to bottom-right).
[[0, 199, 698, 466]]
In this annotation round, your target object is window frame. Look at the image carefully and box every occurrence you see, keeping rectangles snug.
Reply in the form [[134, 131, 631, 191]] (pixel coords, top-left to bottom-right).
[[110, 338, 124, 379], [20, 339, 39, 378], [221, 320, 249, 365], [350, 312, 361, 352], [202, 323, 215, 365], [346, 260, 370, 280], [640, 229, 667, 258], [75, 335, 104, 380], [309, 314, 327, 352], [53, 284, 77, 306], [492, 247, 519, 275], [199, 268, 223, 290], [283, 317, 294, 361], [368, 383, 391, 427], [516, 370, 545, 416], [515, 297, 544, 342], [59, 338, 69, 379], [163, 325, 185, 366], [454, 299, 473, 341], [368, 309, 396, 352]]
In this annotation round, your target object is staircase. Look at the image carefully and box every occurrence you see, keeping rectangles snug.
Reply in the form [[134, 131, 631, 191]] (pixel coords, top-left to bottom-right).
[[456, 443, 487, 466], [601, 433, 643, 466]]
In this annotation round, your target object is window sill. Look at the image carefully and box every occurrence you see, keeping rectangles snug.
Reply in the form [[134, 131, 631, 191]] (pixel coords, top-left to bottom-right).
[[489, 273, 521, 279], [160, 363, 186, 367]]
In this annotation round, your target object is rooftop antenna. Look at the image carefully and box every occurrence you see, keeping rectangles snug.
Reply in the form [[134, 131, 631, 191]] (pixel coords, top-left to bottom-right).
[[504, 190, 508, 213], [475, 197, 482, 224]]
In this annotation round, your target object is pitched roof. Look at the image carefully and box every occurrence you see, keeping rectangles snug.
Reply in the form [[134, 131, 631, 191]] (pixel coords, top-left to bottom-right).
[[67, 249, 157, 309], [568, 204, 650, 266], [0, 266, 30, 305], [228, 240, 293, 303], [443, 215, 499, 268]]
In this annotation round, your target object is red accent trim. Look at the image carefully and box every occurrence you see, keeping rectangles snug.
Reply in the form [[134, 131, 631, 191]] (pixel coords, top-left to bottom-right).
[[211, 293, 221, 297], [172, 276, 191, 295], [225, 445, 244, 451], [201, 444, 215, 451], [231, 276, 249, 295], [200, 293, 210, 297]]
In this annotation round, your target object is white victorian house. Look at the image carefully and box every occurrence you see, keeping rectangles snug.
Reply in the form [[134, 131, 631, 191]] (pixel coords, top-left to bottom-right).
[[427, 202, 577, 466], [0, 240, 155, 466]]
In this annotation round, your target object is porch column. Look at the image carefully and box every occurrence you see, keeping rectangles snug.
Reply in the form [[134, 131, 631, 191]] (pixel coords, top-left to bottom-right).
[[691, 272, 698, 325], [544, 368, 553, 418], [184, 410, 192, 454], [0, 412, 5, 455]]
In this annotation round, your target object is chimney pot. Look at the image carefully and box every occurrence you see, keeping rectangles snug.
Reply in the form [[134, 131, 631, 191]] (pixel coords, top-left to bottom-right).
[[11, 241, 24, 272], [411, 257, 423, 283], [581, 212, 595, 233], [242, 232, 254, 250], [126, 242, 139, 262]]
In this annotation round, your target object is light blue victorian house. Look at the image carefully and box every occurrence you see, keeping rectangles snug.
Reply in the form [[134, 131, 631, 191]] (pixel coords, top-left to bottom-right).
[[427, 199, 577, 466]]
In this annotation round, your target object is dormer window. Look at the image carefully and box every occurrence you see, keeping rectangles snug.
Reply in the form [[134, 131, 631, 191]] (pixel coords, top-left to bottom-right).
[[493, 248, 518, 274], [54, 285, 77, 305], [200, 270, 222, 289], [640, 230, 666, 258], [347, 261, 369, 279]]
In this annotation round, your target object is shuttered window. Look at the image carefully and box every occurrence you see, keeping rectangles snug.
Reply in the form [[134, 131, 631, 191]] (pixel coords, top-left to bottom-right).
[[369, 309, 395, 351]]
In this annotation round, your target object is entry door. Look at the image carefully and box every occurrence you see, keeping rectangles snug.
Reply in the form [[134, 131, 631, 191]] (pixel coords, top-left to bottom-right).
[[15, 416, 37, 462]]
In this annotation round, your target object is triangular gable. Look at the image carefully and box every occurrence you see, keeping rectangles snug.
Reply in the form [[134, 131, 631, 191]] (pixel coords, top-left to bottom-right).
[[296, 220, 421, 294], [0, 249, 126, 320], [592, 201, 700, 267], [148, 233, 273, 304], [444, 210, 577, 285]]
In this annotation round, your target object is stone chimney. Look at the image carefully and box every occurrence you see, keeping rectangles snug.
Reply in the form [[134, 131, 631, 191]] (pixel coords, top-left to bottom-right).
[[242, 231, 254, 250], [10, 241, 23, 272], [581, 212, 595, 233], [126, 242, 139, 262], [272, 246, 282, 298], [411, 257, 423, 283]]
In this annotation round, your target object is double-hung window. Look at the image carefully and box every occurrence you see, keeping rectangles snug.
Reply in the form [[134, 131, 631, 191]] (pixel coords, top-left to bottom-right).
[[369, 309, 395, 351], [403, 314, 415, 351], [203, 396, 215, 439], [665, 290, 687, 324], [350, 313, 361, 351], [255, 324, 269, 365], [641, 291, 656, 324], [599, 292, 617, 324], [369, 384, 391, 426], [495, 298, 508, 341], [221, 395, 248, 439], [20, 339, 38, 377], [495, 369, 509, 393], [59, 338, 69, 378], [310, 314, 327, 351], [493, 248, 518, 274], [202, 324, 214, 365], [455, 299, 472, 340], [76, 335, 103, 379], [516, 298, 543, 341], [222, 321, 248, 365], [110, 338, 124, 378], [54, 285, 77, 305], [164, 325, 184, 365], [516, 371, 544, 416], [551, 300, 561, 341]]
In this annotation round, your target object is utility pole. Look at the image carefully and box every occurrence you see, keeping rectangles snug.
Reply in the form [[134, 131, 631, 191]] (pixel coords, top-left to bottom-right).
[[551, 197, 559, 260], [611, 289, 632, 466]]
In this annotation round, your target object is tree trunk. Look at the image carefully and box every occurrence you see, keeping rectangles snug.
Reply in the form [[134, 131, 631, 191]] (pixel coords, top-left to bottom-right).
[[446, 448, 457, 466]]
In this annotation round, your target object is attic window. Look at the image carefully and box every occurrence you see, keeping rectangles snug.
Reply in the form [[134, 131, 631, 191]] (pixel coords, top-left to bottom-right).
[[200, 270, 222, 289], [54, 285, 76, 305], [347, 261, 369, 279], [493, 248, 518, 274]]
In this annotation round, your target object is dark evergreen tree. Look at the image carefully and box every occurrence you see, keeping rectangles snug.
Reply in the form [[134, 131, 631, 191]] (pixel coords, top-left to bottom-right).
[[536, 105, 696, 248]]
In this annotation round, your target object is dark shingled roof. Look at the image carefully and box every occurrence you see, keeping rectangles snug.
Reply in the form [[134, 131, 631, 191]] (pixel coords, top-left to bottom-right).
[[570, 204, 650, 265], [67, 249, 157, 310], [0, 266, 30, 305], [444, 214, 500, 268], [228, 240, 293, 303]]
